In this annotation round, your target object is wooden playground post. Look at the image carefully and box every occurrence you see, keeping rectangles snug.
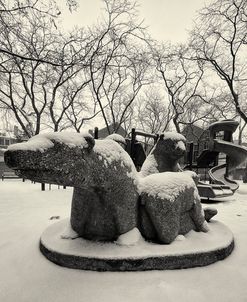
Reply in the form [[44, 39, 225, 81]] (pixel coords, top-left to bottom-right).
[[130, 128, 136, 160], [94, 127, 99, 139], [188, 142, 194, 171]]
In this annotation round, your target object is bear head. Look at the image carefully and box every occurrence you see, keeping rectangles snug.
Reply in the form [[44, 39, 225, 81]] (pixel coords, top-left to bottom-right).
[[155, 132, 186, 161], [4, 132, 96, 187]]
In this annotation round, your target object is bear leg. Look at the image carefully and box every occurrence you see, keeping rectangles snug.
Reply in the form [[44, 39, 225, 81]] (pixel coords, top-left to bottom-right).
[[190, 191, 209, 232], [142, 194, 181, 244]]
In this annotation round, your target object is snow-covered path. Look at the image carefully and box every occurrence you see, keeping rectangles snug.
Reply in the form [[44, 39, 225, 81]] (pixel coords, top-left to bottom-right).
[[0, 180, 247, 302]]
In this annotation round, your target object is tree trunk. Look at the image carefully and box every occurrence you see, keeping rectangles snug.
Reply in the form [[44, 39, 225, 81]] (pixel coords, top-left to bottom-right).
[[231, 91, 247, 125], [173, 116, 181, 133], [54, 124, 59, 132]]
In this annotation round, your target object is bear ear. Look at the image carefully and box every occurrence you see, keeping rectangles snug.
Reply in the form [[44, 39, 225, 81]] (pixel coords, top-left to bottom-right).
[[84, 135, 95, 150]]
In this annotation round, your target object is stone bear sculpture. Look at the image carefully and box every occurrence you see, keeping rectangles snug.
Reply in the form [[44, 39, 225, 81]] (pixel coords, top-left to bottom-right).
[[140, 132, 186, 177], [4, 131, 209, 245], [139, 131, 217, 223], [4, 132, 139, 242], [138, 172, 208, 244]]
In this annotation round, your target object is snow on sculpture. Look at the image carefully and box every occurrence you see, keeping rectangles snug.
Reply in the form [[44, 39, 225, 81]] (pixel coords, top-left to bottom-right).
[[140, 132, 187, 177], [139, 132, 217, 225], [4, 131, 209, 245], [106, 133, 127, 148], [6, 132, 138, 242], [138, 172, 208, 244]]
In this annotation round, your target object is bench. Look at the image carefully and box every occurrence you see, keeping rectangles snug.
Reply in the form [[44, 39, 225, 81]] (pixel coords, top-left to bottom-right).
[[1, 171, 24, 181], [40, 183, 66, 191]]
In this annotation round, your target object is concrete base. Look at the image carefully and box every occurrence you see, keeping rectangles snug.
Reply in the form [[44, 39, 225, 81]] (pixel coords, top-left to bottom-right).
[[40, 219, 234, 271]]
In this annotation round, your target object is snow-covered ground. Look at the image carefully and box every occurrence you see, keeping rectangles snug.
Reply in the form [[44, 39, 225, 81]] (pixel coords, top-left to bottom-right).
[[0, 180, 247, 302]]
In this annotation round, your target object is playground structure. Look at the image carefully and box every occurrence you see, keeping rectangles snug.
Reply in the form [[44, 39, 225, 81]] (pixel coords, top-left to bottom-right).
[[127, 129, 158, 170], [185, 120, 247, 200], [94, 127, 158, 171], [98, 120, 247, 201]]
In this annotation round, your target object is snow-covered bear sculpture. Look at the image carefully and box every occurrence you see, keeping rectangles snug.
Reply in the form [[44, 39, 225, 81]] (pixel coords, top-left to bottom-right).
[[140, 132, 187, 177], [138, 172, 208, 244], [139, 131, 217, 225], [4, 132, 139, 242], [4, 131, 209, 245]]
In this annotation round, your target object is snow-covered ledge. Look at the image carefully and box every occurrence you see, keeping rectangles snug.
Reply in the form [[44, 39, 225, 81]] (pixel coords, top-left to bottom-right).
[[40, 218, 234, 271]]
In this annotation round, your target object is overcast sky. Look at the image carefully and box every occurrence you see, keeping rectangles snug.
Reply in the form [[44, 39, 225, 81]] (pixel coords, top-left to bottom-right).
[[57, 0, 212, 131], [60, 0, 211, 43], [1, 0, 213, 132]]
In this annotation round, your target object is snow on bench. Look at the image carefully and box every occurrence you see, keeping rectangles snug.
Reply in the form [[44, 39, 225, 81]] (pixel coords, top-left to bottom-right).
[[1, 171, 24, 181]]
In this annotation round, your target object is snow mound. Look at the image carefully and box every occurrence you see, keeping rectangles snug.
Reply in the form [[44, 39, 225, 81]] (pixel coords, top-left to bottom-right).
[[175, 234, 185, 241], [7, 131, 91, 152], [61, 222, 79, 240], [138, 172, 195, 202], [162, 132, 186, 142], [115, 228, 143, 246], [106, 133, 126, 145], [138, 154, 158, 177], [176, 140, 186, 151], [183, 170, 199, 184], [94, 139, 137, 180], [237, 182, 247, 194]]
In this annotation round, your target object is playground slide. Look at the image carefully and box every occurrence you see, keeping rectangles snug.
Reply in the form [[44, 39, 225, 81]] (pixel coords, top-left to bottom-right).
[[196, 149, 219, 167], [209, 163, 239, 192], [208, 139, 247, 192]]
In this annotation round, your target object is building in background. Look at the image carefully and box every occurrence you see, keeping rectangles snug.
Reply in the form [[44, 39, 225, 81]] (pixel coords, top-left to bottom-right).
[[0, 126, 25, 175], [0, 131, 18, 149], [0, 131, 18, 175], [90, 123, 127, 138]]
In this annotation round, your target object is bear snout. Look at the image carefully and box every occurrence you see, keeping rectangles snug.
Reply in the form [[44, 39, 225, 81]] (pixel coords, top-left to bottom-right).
[[175, 146, 185, 156], [175, 141, 186, 156]]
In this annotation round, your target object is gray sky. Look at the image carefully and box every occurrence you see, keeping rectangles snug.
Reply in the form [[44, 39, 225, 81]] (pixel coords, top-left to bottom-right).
[[1, 0, 212, 132], [60, 0, 211, 43]]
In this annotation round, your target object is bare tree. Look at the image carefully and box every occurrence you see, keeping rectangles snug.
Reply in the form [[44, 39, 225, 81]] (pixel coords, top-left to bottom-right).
[[153, 44, 213, 133], [63, 84, 103, 133], [88, 0, 152, 134], [44, 28, 94, 132], [0, 9, 92, 136], [0, 0, 78, 66], [134, 86, 172, 134], [197, 83, 238, 127], [190, 0, 247, 124], [238, 116, 247, 144]]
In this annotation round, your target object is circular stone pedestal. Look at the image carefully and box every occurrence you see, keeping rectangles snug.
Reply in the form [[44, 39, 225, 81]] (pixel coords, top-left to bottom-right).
[[40, 219, 234, 271]]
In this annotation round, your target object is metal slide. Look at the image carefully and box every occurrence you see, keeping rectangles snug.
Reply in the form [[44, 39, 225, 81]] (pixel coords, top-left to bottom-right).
[[208, 139, 247, 192], [209, 163, 239, 192], [197, 120, 247, 200]]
